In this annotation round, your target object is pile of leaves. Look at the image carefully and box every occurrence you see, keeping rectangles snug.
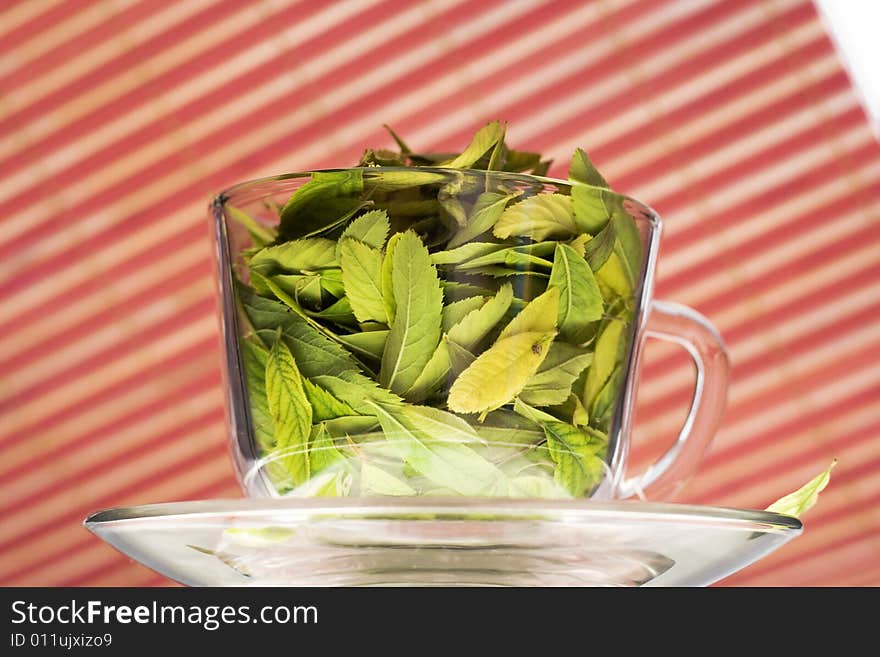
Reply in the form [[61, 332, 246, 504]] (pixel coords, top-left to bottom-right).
[[231, 121, 645, 498]]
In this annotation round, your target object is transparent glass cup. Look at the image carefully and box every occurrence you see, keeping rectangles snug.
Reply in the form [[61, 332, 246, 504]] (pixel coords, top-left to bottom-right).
[[211, 168, 728, 502]]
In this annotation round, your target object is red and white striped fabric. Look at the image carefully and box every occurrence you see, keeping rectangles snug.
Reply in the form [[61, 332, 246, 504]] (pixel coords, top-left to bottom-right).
[[0, 0, 877, 587]]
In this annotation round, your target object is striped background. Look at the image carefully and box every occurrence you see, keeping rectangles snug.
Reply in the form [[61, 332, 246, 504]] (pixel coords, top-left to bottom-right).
[[0, 0, 877, 587]]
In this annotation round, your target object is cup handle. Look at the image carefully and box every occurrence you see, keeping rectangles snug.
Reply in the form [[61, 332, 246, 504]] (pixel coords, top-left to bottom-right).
[[616, 301, 730, 500]]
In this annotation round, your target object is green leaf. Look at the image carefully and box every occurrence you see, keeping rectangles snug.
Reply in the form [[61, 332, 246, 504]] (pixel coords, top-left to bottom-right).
[[239, 284, 360, 379], [512, 397, 560, 424], [493, 193, 578, 241], [431, 242, 506, 266], [447, 283, 513, 352], [520, 342, 593, 406], [767, 461, 836, 517], [381, 232, 402, 324], [250, 238, 337, 275], [383, 123, 412, 155], [447, 339, 477, 378], [441, 120, 505, 169], [402, 404, 484, 445], [322, 415, 380, 438], [583, 320, 626, 410], [265, 336, 312, 485], [571, 184, 612, 234], [510, 475, 570, 499], [311, 372, 402, 414], [319, 268, 346, 298], [503, 150, 542, 173], [611, 210, 643, 291], [306, 297, 357, 328], [339, 209, 390, 251], [379, 230, 444, 395], [583, 219, 616, 271], [569, 148, 609, 188], [360, 462, 416, 496], [334, 329, 388, 361], [279, 170, 365, 240], [448, 191, 516, 248], [339, 238, 387, 324], [441, 280, 494, 302], [447, 331, 556, 416], [543, 421, 608, 497], [549, 242, 604, 343], [403, 338, 453, 402], [458, 247, 554, 272], [486, 121, 507, 172], [367, 402, 507, 496], [302, 379, 356, 422], [272, 273, 324, 307], [589, 366, 623, 431], [364, 169, 448, 190], [442, 296, 486, 333], [309, 423, 347, 474], [499, 286, 559, 339], [226, 205, 276, 247], [240, 338, 275, 452]]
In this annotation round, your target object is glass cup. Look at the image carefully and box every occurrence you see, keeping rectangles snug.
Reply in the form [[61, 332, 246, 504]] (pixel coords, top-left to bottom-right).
[[211, 168, 728, 502]]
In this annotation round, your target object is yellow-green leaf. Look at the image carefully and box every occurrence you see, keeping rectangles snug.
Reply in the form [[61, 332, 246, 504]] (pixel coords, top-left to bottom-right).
[[447, 331, 556, 415], [569, 148, 609, 188], [767, 461, 836, 518], [583, 320, 626, 410], [265, 337, 312, 485], [447, 283, 513, 352], [339, 237, 386, 324], [441, 120, 505, 169], [499, 287, 559, 339], [493, 193, 579, 241], [339, 209, 390, 251], [360, 462, 416, 496], [549, 242, 603, 343]]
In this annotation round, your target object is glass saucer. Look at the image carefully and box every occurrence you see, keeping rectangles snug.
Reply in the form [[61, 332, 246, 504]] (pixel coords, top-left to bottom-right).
[[84, 498, 801, 587]]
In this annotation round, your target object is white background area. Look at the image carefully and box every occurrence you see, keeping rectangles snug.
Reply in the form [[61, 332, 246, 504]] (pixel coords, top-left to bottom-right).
[[815, 0, 880, 129]]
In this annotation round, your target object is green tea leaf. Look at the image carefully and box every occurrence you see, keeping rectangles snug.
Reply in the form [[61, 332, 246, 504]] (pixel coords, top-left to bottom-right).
[[571, 185, 612, 234], [589, 366, 623, 431], [279, 170, 365, 240], [339, 209, 390, 251], [239, 284, 360, 379], [447, 331, 556, 416], [319, 268, 346, 298], [250, 238, 337, 274], [339, 238, 387, 324], [309, 423, 346, 473], [499, 287, 559, 339], [272, 273, 324, 307], [583, 219, 616, 271], [510, 475, 570, 499], [486, 122, 507, 172], [503, 150, 541, 173], [447, 283, 513, 352], [441, 120, 504, 169], [512, 397, 560, 424], [402, 404, 484, 445], [368, 402, 507, 495], [569, 148, 609, 188], [442, 296, 486, 333], [360, 462, 416, 496], [265, 336, 312, 485], [334, 329, 388, 361], [544, 421, 608, 497], [226, 205, 276, 247], [596, 252, 632, 298], [549, 242, 604, 343], [364, 170, 448, 190], [583, 320, 626, 409], [441, 280, 494, 302], [322, 415, 380, 438], [383, 123, 412, 155], [458, 247, 554, 272], [767, 461, 836, 517], [310, 374, 399, 416], [431, 242, 506, 266], [379, 230, 444, 395], [403, 338, 452, 402], [448, 191, 516, 248], [520, 342, 593, 406], [306, 296, 357, 327], [381, 232, 402, 324], [611, 210, 643, 291], [447, 339, 477, 378], [240, 338, 274, 452], [302, 379, 356, 422], [493, 193, 578, 241]]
